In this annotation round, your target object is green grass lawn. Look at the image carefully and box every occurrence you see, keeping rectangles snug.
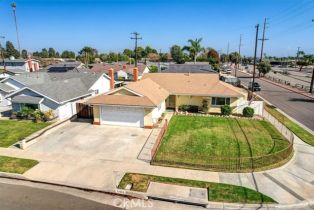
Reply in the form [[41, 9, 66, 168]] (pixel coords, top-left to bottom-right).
[[0, 120, 51, 147], [0, 156, 38, 174], [265, 104, 314, 146], [118, 173, 276, 204], [153, 115, 291, 171]]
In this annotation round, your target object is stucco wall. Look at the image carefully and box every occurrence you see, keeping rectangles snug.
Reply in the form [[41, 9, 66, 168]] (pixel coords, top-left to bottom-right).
[[152, 101, 166, 123], [89, 75, 110, 94], [144, 108, 153, 127], [93, 105, 100, 124]]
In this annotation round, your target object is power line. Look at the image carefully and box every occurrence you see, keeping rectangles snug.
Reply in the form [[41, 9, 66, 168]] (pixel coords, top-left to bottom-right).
[[130, 32, 142, 67], [259, 18, 269, 62], [11, 2, 21, 58]]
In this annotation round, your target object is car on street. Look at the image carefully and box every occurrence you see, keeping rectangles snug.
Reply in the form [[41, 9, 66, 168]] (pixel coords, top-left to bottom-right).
[[248, 82, 261, 91], [220, 74, 241, 87]]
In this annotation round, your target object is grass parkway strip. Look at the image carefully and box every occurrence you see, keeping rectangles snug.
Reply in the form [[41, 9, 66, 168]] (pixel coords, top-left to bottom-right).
[[118, 173, 276, 204], [0, 156, 39, 174]]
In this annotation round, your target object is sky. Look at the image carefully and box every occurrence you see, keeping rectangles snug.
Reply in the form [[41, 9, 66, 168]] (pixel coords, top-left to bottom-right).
[[0, 0, 313, 57]]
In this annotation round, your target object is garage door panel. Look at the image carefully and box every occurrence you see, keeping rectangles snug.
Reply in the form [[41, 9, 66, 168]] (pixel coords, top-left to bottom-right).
[[100, 106, 144, 127]]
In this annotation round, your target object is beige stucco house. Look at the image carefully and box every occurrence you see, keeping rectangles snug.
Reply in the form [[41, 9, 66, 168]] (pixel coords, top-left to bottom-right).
[[86, 72, 247, 128]]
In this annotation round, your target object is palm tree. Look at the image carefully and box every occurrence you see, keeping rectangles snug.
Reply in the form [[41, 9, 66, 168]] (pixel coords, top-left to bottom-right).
[[79, 46, 96, 64], [183, 38, 204, 64]]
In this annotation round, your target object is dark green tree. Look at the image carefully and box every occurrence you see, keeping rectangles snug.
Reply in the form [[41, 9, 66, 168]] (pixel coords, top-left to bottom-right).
[[41, 48, 49, 58], [5, 41, 20, 58], [182, 38, 204, 64], [48, 47, 56, 58], [21, 49, 28, 59], [78, 46, 97, 64], [257, 61, 272, 76], [61, 50, 76, 59], [170, 45, 186, 64]]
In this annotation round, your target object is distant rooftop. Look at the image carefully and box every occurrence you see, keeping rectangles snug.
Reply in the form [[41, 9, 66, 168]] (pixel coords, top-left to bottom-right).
[[161, 64, 217, 74]]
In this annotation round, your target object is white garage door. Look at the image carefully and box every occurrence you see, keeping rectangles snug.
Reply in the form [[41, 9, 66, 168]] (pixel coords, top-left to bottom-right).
[[100, 106, 144, 127]]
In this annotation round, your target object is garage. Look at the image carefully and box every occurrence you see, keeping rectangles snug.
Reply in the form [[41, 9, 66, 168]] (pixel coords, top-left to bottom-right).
[[100, 106, 144, 127]]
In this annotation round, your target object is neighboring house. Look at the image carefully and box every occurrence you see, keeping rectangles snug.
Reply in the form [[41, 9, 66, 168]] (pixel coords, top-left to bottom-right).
[[44, 62, 87, 73], [3, 72, 112, 119], [0, 83, 15, 106], [86, 73, 247, 128], [0, 58, 40, 73], [160, 64, 217, 73], [90, 63, 149, 80], [86, 78, 168, 128]]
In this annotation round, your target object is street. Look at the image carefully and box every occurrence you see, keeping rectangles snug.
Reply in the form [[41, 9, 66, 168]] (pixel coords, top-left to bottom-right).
[[0, 182, 121, 210], [235, 70, 314, 132]]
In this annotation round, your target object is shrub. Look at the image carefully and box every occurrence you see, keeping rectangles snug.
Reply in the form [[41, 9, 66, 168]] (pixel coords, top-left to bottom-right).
[[243, 107, 254, 117], [179, 105, 199, 113], [32, 110, 45, 122], [149, 65, 158, 73], [17, 106, 35, 119], [202, 100, 209, 113], [220, 105, 232, 116], [43, 110, 55, 121]]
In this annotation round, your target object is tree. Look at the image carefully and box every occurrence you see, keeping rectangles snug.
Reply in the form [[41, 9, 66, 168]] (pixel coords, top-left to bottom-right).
[[123, 49, 133, 58], [296, 60, 309, 72], [61, 50, 75, 59], [147, 53, 159, 62], [229, 52, 240, 66], [135, 46, 145, 60], [21, 49, 28, 59], [183, 38, 204, 64], [170, 45, 186, 64], [159, 53, 169, 62], [220, 53, 228, 63], [5, 41, 20, 58], [143, 46, 157, 58], [257, 61, 272, 76], [48, 48, 56, 58], [78, 46, 97, 64], [41, 48, 49, 58], [207, 48, 219, 62]]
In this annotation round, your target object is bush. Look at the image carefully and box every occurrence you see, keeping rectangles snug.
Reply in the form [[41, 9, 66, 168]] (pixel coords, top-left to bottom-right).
[[17, 106, 35, 119], [32, 110, 45, 122], [43, 110, 55, 121], [243, 107, 254, 117], [149, 65, 158, 73], [202, 100, 209, 113], [179, 105, 199, 113], [220, 105, 232, 116]]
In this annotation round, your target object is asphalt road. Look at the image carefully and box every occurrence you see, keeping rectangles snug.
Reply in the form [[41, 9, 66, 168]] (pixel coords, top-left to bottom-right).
[[0, 182, 121, 210], [235, 70, 314, 132]]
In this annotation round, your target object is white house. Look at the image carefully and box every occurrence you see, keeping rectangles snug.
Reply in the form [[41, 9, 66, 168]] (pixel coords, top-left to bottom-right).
[[0, 58, 40, 73], [3, 72, 112, 119]]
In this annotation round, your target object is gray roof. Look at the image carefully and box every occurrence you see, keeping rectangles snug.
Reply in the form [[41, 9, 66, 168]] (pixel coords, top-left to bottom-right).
[[5, 68, 27, 74], [44, 62, 87, 73], [161, 64, 217, 74], [11, 95, 43, 104], [0, 83, 15, 92], [8, 72, 106, 103]]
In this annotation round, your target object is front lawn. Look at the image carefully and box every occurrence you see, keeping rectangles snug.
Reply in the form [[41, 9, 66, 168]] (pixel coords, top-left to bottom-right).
[[0, 120, 51, 147], [153, 115, 292, 171], [118, 173, 276, 204], [265, 104, 314, 146], [0, 155, 38, 174]]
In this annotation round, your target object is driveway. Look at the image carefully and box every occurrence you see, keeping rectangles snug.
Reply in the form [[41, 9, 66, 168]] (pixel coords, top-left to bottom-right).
[[28, 121, 151, 162]]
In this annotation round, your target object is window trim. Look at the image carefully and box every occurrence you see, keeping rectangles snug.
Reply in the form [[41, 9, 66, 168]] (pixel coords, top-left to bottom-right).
[[211, 97, 231, 106]]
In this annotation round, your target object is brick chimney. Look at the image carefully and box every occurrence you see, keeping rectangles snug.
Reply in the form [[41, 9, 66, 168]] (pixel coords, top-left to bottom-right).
[[133, 67, 138, 82], [34, 63, 39, 71], [108, 68, 115, 89], [27, 55, 33, 72]]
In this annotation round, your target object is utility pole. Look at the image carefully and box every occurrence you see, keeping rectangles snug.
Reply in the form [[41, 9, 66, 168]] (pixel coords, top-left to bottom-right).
[[11, 2, 21, 57], [130, 32, 142, 67], [252, 24, 259, 93], [310, 19, 314, 93], [158, 49, 162, 72], [227, 42, 230, 63], [296, 46, 301, 63], [0, 36, 6, 72], [236, 34, 242, 77], [259, 18, 269, 62]]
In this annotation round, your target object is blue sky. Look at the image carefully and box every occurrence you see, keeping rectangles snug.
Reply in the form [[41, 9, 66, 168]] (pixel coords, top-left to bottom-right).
[[0, 0, 313, 56]]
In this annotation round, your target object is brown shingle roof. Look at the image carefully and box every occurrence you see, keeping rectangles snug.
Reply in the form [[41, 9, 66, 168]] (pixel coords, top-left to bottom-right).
[[142, 73, 246, 97], [86, 78, 169, 107], [90, 63, 147, 75]]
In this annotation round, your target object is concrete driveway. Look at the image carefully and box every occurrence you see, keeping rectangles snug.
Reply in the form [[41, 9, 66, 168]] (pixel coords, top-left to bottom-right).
[[28, 121, 151, 162]]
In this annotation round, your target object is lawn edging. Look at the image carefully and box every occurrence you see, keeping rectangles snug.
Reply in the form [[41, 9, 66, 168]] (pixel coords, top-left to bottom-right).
[[118, 173, 276, 204]]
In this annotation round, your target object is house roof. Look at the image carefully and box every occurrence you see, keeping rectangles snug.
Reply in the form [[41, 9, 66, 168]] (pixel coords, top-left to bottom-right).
[[90, 63, 147, 75], [6, 72, 107, 103], [1, 58, 39, 63], [86, 78, 169, 108], [11, 95, 43, 104], [142, 73, 246, 97], [44, 62, 87, 73], [161, 64, 216, 74], [0, 83, 15, 93]]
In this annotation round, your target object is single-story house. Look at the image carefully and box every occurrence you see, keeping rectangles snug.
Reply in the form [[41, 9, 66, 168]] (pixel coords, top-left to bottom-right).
[[0, 58, 40, 73], [0, 83, 15, 106], [86, 75, 168, 128], [4, 72, 113, 119], [86, 72, 247, 128], [90, 63, 149, 80]]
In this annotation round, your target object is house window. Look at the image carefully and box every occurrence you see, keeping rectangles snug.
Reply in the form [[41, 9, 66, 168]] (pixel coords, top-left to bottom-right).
[[20, 103, 38, 110], [211, 97, 230, 106], [95, 89, 99, 94]]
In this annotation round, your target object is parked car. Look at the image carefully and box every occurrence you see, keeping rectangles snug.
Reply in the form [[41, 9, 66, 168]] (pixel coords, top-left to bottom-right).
[[248, 82, 261, 91], [245, 66, 249, 69], [220, 74, 241, 87], [224, 68, 232, 74]]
